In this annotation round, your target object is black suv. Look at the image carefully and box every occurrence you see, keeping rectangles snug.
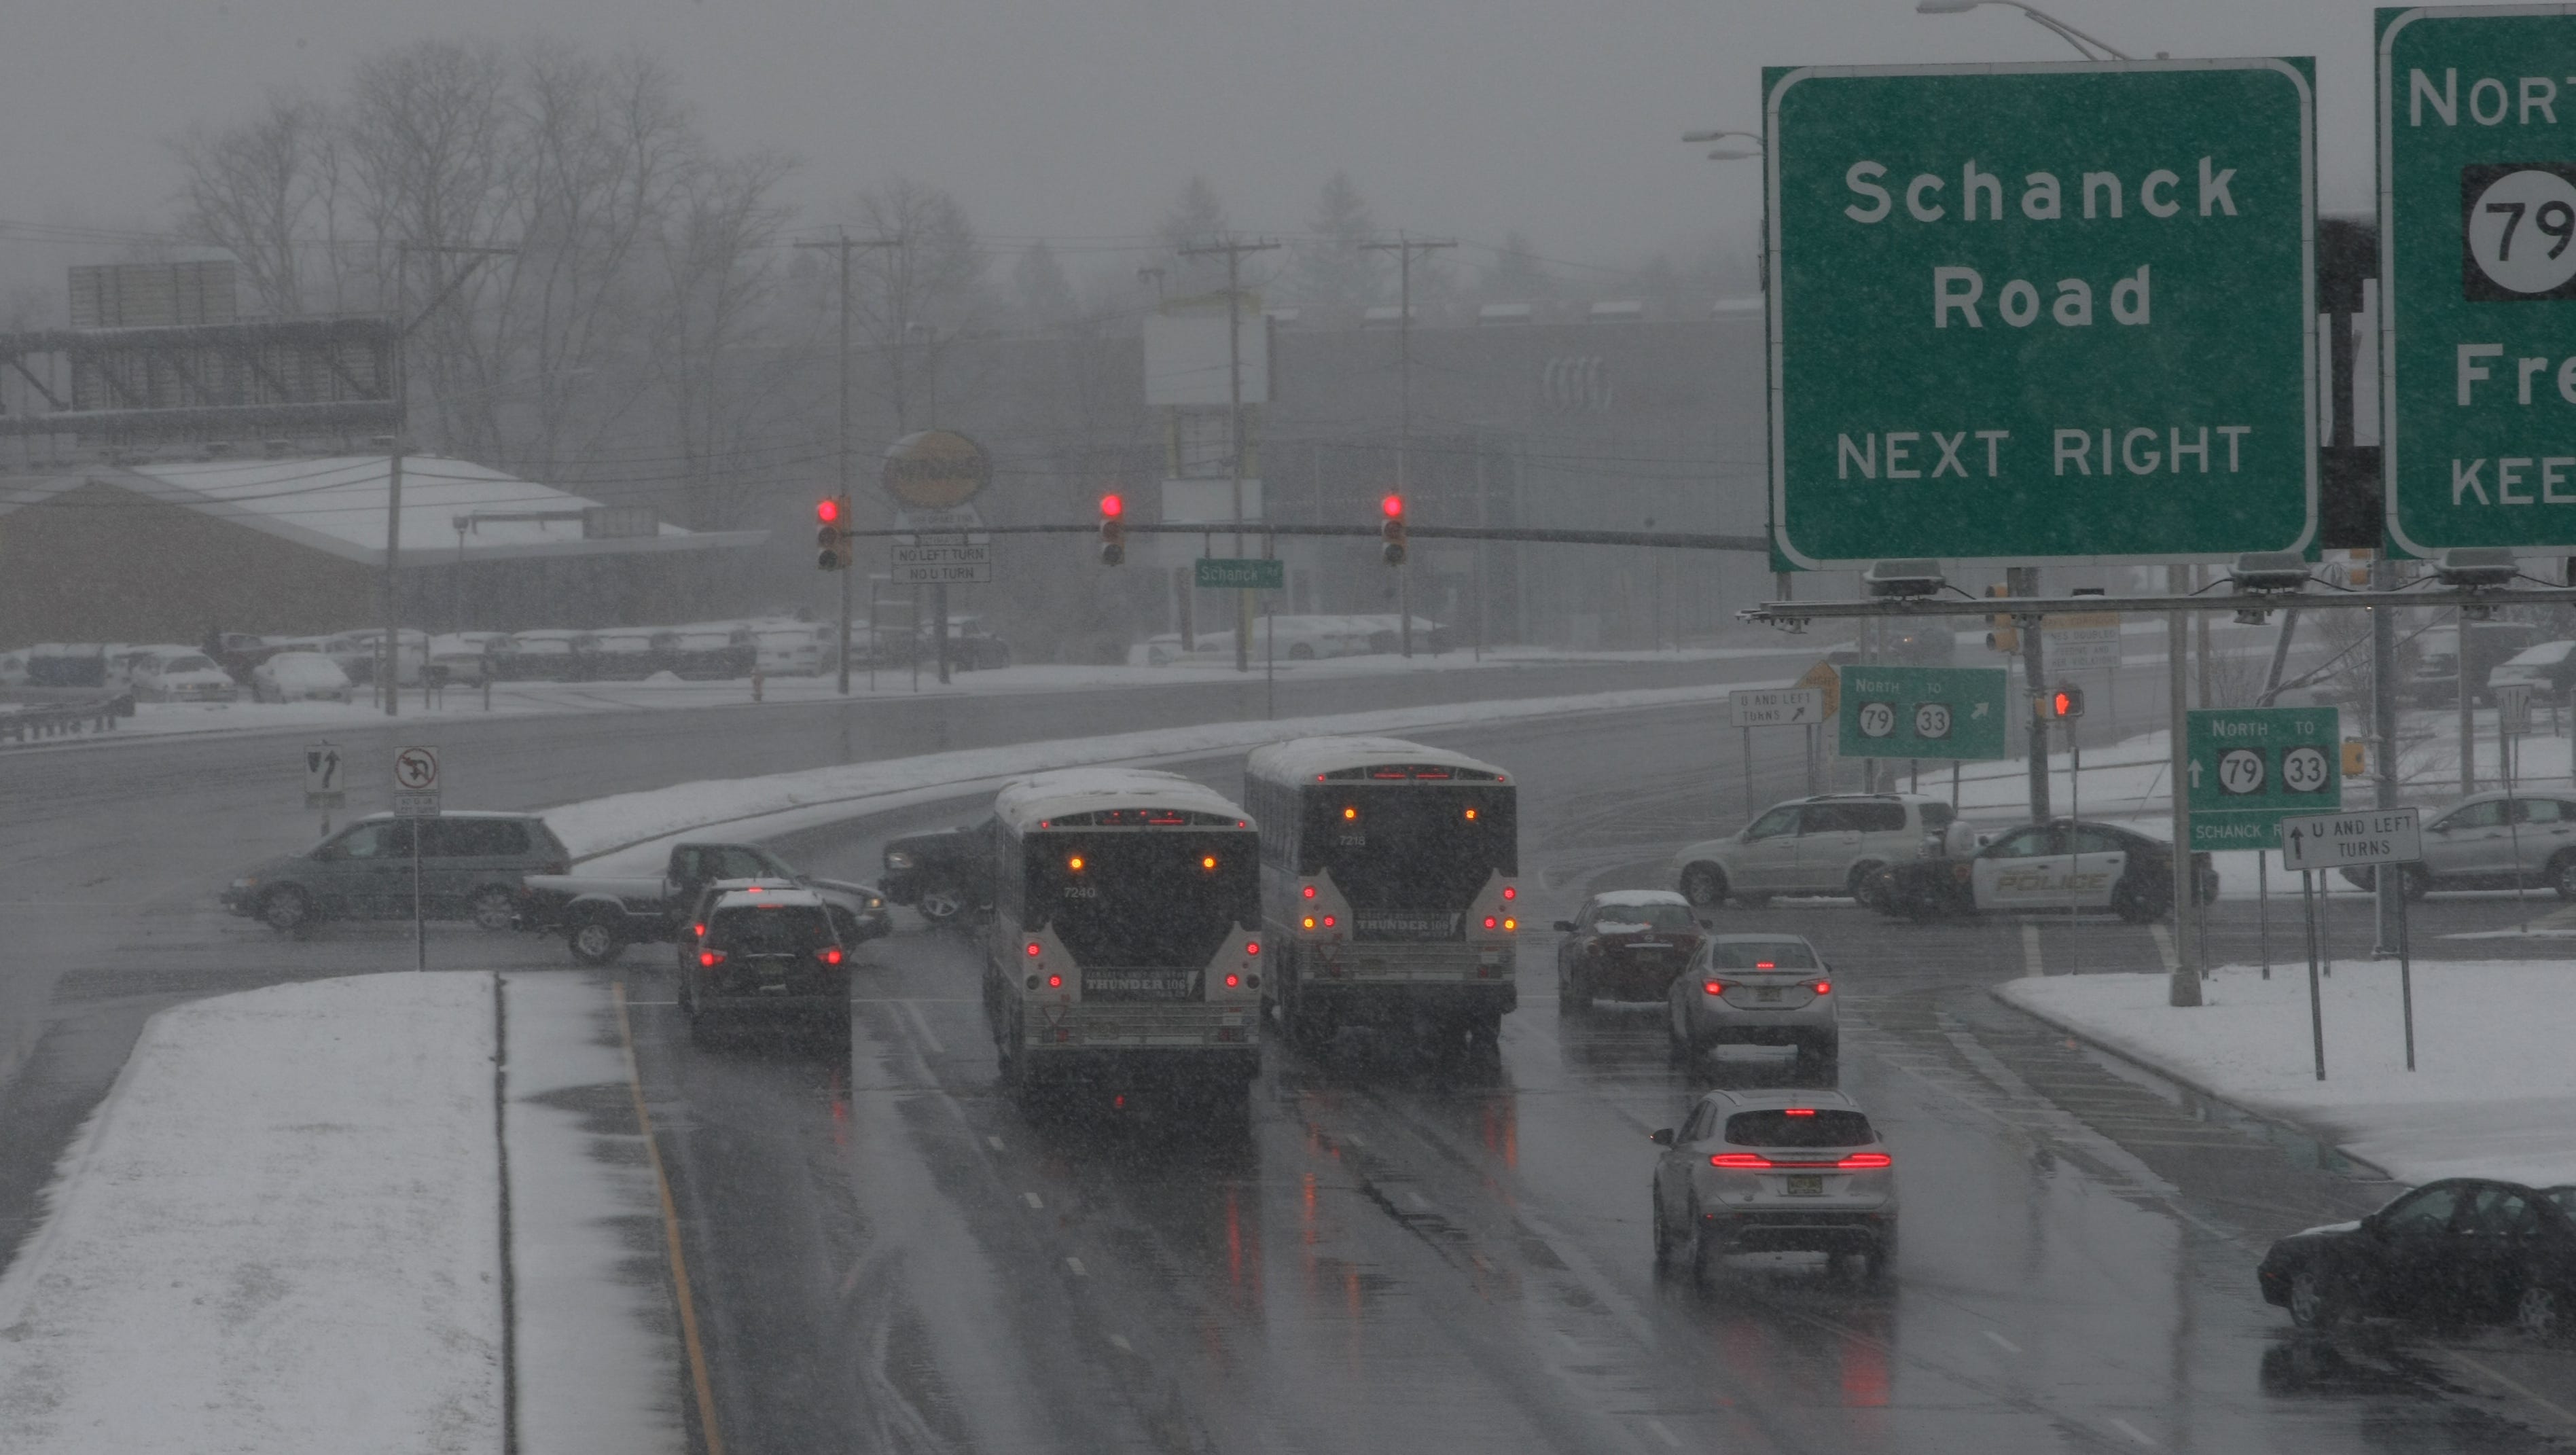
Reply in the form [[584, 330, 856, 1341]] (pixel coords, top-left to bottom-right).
[[880, 818, 995, 924], [679, 886, 852, 1041]]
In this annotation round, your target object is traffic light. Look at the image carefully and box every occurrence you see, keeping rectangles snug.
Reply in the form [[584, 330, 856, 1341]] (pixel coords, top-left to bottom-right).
[[1379, 492, 1407, 567], [2040, 683, 2086, 720], [1098, 492, 1126, 567], [2342, 738, 2368, 776], [1984, 582, 2018, 653], [815, 497, 851, 571]]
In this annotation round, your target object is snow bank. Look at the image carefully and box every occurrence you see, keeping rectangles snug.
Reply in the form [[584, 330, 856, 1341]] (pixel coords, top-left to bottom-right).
[[544, 680, 1749, 860], [0, 973, 501, 1454], [1997, 961, 2576, 1187]]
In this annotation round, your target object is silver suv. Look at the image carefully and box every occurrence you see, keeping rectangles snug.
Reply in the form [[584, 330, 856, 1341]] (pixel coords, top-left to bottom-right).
[[1650, 1088, 1897, 1284], [1671, 794, 1954, 907], [2340, 790, 2576, 899]]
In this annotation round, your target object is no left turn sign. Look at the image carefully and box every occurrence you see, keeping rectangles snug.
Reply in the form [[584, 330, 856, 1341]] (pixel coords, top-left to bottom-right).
[[394, 746, 440, 791]]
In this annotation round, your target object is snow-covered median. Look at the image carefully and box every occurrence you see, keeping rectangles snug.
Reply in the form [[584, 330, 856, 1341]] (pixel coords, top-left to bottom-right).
[[1997, 961, 2576, 1188], [546, 679, 1750, 861], [0, 974, 503, 1453]]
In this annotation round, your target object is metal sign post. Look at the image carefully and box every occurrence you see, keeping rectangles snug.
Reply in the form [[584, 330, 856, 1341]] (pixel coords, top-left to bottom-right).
[[304, 740, 346, 838], [392, 746, 441, 972], [1730, 687, 1829, 825], [2283, 806, 2425, 1071], [2301, 868, 2326, 1080]]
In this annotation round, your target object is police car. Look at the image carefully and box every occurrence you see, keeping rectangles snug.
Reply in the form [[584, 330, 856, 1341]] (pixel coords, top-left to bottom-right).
[[1870, 817, 2216, 923]]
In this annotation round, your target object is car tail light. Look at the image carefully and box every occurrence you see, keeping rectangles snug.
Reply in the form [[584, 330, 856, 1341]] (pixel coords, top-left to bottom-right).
[[1710, 1153, 1774, 1168], [817, 947, 843, 966], [1837, 1152, 1893, 1169], [698, 950, 725, 967], [1703, 980, 1725, 995], [1813, 980, 1831, 995]]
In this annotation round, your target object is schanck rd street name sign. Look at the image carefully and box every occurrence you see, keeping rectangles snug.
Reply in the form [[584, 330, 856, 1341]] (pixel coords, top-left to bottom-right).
[[1766, 60, 2317, 566]]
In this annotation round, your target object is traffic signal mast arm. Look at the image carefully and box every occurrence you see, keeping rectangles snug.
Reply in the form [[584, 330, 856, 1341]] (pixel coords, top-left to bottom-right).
[[827, 520, 1771, 551]]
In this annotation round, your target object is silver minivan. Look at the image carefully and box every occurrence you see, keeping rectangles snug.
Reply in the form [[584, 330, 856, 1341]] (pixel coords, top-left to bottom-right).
[[1671, 793, 1955, 907], [2342, 791, 2576, 898], [223, 812, 572, 932]]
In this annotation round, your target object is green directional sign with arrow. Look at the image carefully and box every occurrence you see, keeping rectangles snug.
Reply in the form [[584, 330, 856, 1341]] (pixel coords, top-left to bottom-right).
[[1836, 664, 2010, 760], [2184, 706, 2342, 850]]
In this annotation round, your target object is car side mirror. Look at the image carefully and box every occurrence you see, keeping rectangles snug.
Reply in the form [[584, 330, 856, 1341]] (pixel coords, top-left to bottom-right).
[[1698, 918, 1715, 930], [1552, 920, 1578, 933], [1649, 1128, 1675, 1147]]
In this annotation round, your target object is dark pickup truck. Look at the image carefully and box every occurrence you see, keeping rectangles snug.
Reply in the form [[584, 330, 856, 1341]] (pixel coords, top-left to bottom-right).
[[880, 818, 997, 924], [516, 840, 890, 964]]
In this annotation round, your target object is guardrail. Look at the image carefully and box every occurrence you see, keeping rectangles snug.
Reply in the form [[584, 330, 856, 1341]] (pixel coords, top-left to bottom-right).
[[0, 692, 134, 745]]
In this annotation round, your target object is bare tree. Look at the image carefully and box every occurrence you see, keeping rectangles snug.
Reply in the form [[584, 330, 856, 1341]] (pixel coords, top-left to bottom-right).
[[848, 177, 986, 432], [169, 90, 348, 316], [648, 148, 798, 532], [1289, 171, 1383, 315]]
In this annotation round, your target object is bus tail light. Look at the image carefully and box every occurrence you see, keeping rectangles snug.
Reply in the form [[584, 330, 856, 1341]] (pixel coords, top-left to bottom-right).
[[1484, 916, 1498, 929], [1047, 974, 1063, 989], [1501, 886, 1516, 901], [1224, 973, 1240, 988], [1026, 942, 1043, 957], [1302, 884, 1317, 899], [1302, 916, 1317, 930], [1245, 941, 1261, 956]]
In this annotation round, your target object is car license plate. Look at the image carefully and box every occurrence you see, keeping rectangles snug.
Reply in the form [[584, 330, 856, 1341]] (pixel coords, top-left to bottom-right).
[[1785, 1174, 1823, 1196], [1758, 987, 1781, 1003]]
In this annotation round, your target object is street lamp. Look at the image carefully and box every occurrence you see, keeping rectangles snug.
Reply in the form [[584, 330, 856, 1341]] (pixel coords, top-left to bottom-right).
[[1914, 0, 2134, 61]]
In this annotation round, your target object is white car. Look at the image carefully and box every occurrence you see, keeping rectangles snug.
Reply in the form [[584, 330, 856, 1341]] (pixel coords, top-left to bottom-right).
[[1670, 793, 1956, 907], [427, 633, 505, 686], [754, 628, 823, 677], [252, 651, 354, 703], [130, 651, 240, 702], [108, 643, 199, 685], [1651, 1088, 1898, 1284]]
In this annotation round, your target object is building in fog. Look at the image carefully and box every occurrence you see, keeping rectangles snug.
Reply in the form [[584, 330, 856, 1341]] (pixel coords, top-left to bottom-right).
[[0, 453, 764, 647]]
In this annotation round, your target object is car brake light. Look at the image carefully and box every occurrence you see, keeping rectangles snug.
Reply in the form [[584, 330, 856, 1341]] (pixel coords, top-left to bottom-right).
[[1710, 1153, 1774, 1168], [1837, 1152, 1893, 1168], [698, 950, 724, 967], [1785, 1107, 1816, 1116], [1755, 960, 1776, 969], [1703, 980, 1725, 994], [817, 947, 843, 966], [1814, 980, 1831, 995]]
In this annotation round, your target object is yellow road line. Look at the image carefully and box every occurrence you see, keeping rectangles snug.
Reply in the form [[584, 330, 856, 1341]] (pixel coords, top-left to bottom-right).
[[613, 982, 726, 1455]]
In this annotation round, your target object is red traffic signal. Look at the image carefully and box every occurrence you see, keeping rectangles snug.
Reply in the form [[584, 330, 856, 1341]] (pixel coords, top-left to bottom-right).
[[815, 496, 851, 570], [1098, 492, 1127, 567], [1379, 493, 1408, 567]]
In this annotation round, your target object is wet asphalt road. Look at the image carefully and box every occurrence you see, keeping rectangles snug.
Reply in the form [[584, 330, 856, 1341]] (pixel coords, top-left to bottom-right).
[[626, 706, 2576, 1455], [7, 651, 2575, 1450]]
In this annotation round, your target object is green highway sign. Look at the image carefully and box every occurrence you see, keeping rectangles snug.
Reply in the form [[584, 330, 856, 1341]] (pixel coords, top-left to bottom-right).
[[1194, 556, 1285, 590], [2379, 7, 2576, 555], [1836, 664, 2011, 759], [1765, 60, 2317, 567], [2185, 706, 2343, 850]]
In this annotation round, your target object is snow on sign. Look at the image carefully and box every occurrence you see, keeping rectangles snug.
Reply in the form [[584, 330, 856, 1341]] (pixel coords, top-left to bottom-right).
[[2278, 807, 2423, 874], [1728, 687, 1826, 728]]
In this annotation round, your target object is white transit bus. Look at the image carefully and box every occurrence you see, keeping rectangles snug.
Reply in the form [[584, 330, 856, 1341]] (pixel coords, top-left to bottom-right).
[[980, 769, 1266, 1109], [1240, 737, 1520, 1052]]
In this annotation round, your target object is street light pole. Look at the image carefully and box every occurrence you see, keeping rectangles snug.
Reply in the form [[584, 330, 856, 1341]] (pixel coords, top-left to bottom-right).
[[1361, 233, 1455, 661], [1913, 0, 2135, 61], [1179, 236, 1281, 673], [796, 231, 900, 696]]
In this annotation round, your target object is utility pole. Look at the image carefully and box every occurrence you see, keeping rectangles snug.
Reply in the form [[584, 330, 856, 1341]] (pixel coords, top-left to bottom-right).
[[1361, 234, 1454, 661], [1179, 236, 1280, 672], [797, 232, 900, 696], [2009, 565, 2050, 820], [384, 240, 512, 718]]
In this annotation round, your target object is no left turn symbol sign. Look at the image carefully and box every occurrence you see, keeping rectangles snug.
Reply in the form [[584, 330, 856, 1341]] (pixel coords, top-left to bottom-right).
[[394, 746, 440, 791]]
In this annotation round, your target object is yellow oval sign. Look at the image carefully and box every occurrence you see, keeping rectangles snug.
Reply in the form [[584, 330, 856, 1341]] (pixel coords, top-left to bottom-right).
[[880, 430, 990, 509]]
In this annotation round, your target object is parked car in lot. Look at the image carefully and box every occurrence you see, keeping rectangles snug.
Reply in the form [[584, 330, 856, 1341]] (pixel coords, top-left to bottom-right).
[[881, 818, 997, 923], [1664, 933, 1840, 1077], [1650, 1089, 1897, 1283], [1670, 793, 1957, 907], [515, 840, 888, 964], [2409, 621, 2540, 707], [427, 632, 508, 686], [107, 643, 198, 685], [251, 651, 354, 703], [666, 627, 755, 679], [2258, 1177, 2576, 1339], [585, 628, 664, 680], [2489, 639, 2576, 702], [1555, 890, 1705, 1010], [223, 812, 572, 932], [677, 885, 854, 1041], [25, 643, 109, 687], [130, 651, 240, 702], [1871, 817, 2217, 922], [753, 626, 825, 677], [2340, 789, 2576, 899]]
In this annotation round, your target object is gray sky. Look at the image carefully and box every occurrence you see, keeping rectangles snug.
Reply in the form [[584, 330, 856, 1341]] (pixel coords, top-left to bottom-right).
[[1, 0, 2388, 304]]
